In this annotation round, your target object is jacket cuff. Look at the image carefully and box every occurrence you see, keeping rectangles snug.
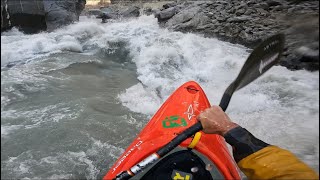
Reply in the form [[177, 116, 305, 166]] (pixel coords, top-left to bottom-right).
[[223, 126, 270, 162]]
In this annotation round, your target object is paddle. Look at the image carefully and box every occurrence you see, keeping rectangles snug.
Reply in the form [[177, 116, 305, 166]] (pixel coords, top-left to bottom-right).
[[114, 33, 285, 180]]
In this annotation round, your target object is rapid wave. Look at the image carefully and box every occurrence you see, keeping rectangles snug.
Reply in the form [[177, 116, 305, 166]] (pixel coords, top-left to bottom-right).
[[1, 15, 319, 179]]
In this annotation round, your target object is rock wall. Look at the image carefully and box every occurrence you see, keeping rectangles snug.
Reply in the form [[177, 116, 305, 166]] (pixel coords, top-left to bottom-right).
[[1, 0, 86, 33], [1, 0, 11, 31], [155, 0, 319, 71]]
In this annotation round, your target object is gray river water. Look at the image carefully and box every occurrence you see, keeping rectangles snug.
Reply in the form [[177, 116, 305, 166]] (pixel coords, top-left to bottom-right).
[[1, 16, 319, 179]]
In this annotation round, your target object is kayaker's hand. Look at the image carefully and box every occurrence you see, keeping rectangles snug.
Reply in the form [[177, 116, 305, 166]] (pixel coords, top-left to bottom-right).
[[197, 105, 239, 136]]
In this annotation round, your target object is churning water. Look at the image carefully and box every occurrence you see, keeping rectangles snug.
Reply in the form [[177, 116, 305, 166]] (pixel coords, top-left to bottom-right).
[[1, 15, 319, 179]]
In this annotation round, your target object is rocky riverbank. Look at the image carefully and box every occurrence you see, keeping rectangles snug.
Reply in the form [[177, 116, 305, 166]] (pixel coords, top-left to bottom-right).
[[153, 0, 319, 71]]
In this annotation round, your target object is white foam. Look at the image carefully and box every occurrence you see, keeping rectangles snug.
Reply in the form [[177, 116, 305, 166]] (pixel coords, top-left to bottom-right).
[[118, 83, 161, 114], [63, 15, 318, 171], [1, 125, 23, 136], [93, 16, 319, 171], [1, 20, 105, 67], [2, 138, 123, 179], [1, 15, 319, 174], [1, 103, 82, 130], [88, 137, 124, 160]]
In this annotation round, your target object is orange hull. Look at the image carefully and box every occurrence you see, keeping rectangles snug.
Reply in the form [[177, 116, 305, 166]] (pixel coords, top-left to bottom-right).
[[104, 81, 240, 179]]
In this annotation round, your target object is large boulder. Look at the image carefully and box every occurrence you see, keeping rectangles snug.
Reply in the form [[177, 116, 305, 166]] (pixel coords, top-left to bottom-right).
[[155, 7, 177, 22], [165, 6, 201, 29], [44, 1, 78, 31], [1, 0, 12, 31], [1, 0, 86, 33]]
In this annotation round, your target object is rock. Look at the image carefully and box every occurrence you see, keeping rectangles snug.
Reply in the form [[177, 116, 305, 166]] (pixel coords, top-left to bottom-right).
[[256, 8, 269, 16], [101, 12, 116, 23], [224, 23, 242, 37], [1, 0, 11, 31], [247, 0, 257, 5], [121, 6, 140, 18], [239, 30, 250, 41], [43, 1, 79, 31], [244, 8, 256, 15], [296, 46, 319, 62], [216, 16, 227, 22], [166, 6, 201, 28], [196, 23, 216, 30], [163, 2, 177, 9], [155, 0, 319, 71], [227, 7, 236, 14], [253, 3, 269, 10], [211, 19, 219, 24], [245, 27, 253, 33], [235, 3, 248, 10], [206, 12, 214, 17], [171, 12, 210, 31], [279, 53, 319, 71], [267, 0, 283, 7], [2, 0, 85, 33], [76, 0, 86, 19], [281, 13, 319, 70], [272, 5, 284, 11], [156, 7, 177, 22], [215, 0, 229, 5], [216, 5, 224, 11], [227, 16, 251, 23], [143, 7, 153, 16], [235, 8, 246, 15]]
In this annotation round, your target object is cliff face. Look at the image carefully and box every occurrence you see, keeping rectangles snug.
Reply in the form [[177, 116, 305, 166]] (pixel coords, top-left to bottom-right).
[[1, 0, 86, 33], [1, 0, 11, 31]]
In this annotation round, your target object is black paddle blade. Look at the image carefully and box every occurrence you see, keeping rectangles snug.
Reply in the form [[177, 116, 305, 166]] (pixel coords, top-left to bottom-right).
[[220, 33, 285, 111]]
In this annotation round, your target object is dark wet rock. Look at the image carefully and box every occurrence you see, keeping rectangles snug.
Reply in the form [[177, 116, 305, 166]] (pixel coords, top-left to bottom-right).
[[267, 0, 283, 7], [44, 1, 78, 31], [1, 0, 85, 33], [163, 2, 177, 9], [99, 5, 141, 22], [280, 13, 319, 71], [143, 7, 153, 16], [272, 5, 284, 11]]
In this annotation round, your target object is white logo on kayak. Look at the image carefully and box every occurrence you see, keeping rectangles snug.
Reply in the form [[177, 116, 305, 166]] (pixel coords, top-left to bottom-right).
[[184, 104, 196, 120], [259, 53, 279, 74], [112, 140, 143, 173]]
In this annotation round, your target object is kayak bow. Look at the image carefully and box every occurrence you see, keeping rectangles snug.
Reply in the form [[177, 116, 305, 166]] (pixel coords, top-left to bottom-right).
[[104, 81, 240, 180], [104, 33, 285, 180]]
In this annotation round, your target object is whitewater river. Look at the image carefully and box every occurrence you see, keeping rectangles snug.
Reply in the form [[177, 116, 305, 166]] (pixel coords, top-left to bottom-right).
[[1, 16, 319, 179]]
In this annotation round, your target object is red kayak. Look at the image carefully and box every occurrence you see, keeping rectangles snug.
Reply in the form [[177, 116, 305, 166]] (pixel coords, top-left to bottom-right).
[[104, 81, 241, 180]]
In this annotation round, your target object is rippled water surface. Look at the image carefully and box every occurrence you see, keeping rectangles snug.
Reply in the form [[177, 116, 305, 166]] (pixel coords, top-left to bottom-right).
[[1, 16, 319, 179]]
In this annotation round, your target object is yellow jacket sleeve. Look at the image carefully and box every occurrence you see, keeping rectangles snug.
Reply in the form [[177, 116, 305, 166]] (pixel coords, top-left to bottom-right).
[[238, 146, 319, 180]]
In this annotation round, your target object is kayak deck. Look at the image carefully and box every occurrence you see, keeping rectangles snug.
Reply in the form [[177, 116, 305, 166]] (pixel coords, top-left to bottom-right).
[[104, 81, 240, 179]]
